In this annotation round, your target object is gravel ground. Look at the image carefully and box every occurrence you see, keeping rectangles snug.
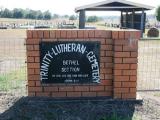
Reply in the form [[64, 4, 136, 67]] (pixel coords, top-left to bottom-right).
[[134, 92, 160, 120], [0, 92, 160, 120]]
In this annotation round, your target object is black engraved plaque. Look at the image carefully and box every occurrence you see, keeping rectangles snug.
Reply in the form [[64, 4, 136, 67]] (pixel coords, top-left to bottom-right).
[[40, 41, 100, 84]]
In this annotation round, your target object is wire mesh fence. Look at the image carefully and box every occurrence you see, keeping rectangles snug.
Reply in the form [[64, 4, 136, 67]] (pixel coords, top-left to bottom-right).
[[0, 37, 27, 96], [137, 38, 160, 91], [0, 31, 160, 95]]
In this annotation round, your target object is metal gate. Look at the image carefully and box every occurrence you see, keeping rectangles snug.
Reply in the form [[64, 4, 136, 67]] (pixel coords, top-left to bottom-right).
[[0, 35, 27, 96], [137, 38, 160, 91]]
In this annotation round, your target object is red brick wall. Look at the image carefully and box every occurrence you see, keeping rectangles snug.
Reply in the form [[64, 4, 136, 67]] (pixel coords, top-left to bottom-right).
[[26, 29, 140, 99], [112, 31, 140, 99]]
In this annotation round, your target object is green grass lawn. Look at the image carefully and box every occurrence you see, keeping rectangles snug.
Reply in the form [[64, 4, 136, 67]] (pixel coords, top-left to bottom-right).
[[154, 92, 160, 97], [0, 67, 26, 92]]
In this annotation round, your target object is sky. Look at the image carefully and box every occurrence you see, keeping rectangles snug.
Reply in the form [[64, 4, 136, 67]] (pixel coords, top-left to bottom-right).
[[0, 0, 159, 16]]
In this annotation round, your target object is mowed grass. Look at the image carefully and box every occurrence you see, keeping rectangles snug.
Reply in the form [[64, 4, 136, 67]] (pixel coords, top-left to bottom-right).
[[0, 29, 27, 93], [154, 92, 160, 97], [0, 67, 26, 92]]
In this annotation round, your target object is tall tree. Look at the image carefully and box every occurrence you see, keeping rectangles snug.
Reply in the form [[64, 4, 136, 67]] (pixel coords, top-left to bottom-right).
[[25, 9, 36, 19], [63, 15, 69, 18], [0, 8, 54, 20], [69, 15, 77, 20], [0, 7, 4, 17], [52, 14, 59, 19], [87, 16, 99, 22], [156, 6, 160, 21], [36, 10, 43, 19], [1, 8, 12, 18], [13, 8, 24, 18], [43, 10, 52, 20]]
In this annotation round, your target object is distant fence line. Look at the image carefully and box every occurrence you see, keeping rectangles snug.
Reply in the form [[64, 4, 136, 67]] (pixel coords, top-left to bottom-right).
[[0, 20, 78, 29]]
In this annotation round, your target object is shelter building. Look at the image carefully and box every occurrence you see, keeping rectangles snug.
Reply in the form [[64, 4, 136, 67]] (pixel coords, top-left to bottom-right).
[[75, 0, 154, 36]]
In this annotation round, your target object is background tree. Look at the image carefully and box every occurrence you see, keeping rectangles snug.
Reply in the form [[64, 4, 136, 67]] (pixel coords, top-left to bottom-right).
[[43, 11, 52, 20], [0, 7, 4, 17], [1, 8, 12, 18], [156, 6, 160, 21], [0, 8, 53, 20], [87, 16, 99, 22], [25, 9, 37, 19], [63, 15, 69, 18], [36, 10, 43, 20], [69, 15, 77, 20], [12, 8, 24, 18], [52, 14, 59, 19]]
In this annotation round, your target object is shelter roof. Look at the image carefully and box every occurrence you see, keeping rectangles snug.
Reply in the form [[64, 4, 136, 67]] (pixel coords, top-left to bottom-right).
[[75, 0, 154, 12]]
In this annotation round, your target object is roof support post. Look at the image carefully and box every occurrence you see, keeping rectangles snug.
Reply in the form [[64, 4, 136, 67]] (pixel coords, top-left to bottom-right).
[[79, 10, 86, 29], [140, 9, 144, 37], [126, 11, 128, 27], [131, 10, 135, 28], [120, 11, 123, 28]]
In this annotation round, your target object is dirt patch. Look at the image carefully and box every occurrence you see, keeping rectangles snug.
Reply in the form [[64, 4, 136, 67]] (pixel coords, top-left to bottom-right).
[[0, 93, 20, 114], [0, 92, 160, 120], [134, 92, 160, 120]]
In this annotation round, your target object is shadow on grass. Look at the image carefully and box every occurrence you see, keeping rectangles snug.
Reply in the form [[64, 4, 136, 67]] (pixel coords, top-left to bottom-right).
[[0, 97, 142, 120]]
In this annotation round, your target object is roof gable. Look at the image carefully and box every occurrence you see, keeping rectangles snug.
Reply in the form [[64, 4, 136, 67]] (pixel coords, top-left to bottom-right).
[[98, 2, 134, 7], [75, 0, 154, 12]]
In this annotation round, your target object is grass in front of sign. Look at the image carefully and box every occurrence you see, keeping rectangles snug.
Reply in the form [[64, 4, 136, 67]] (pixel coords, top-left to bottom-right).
[[100, 114, 141, 120], [154, 92, 160, 97], [100, 115, 128, 120], [0, 67, 26, 92]]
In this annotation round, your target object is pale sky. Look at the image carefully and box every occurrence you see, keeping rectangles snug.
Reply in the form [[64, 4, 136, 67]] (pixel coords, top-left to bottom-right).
[[0, 0, 159, 16]]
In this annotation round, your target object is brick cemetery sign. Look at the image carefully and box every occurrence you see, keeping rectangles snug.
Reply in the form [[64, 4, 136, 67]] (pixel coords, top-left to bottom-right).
[[26, 30, 140, 99]]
